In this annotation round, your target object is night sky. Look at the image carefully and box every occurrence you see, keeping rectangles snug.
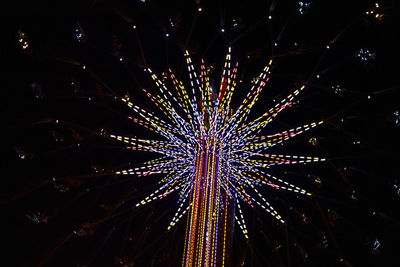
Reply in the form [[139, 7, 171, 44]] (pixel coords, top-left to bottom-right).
[[3, 0, 400, 266]]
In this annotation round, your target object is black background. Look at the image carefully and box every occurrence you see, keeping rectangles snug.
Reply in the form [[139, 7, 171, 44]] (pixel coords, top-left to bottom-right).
[[2, 0, 400, 266]]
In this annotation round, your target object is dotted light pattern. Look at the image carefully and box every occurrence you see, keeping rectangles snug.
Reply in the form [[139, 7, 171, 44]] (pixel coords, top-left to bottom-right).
[[110, 47, 324, 266]]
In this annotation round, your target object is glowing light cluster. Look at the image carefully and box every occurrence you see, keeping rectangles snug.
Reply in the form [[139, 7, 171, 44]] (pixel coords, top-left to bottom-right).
[[365, 2, 384, 21], [74, 22, 86, 43], [18, 30, 31, 54], [298, 1, 311, 15], [110, 47, 324, 266], [356, 48, 376, 62]]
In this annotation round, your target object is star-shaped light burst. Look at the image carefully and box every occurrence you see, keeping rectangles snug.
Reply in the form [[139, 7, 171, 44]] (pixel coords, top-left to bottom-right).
[[109, 47, 324, 267]]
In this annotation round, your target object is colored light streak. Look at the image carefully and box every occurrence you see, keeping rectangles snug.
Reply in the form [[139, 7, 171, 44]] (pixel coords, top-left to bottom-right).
[[110, 47, 324, 266]]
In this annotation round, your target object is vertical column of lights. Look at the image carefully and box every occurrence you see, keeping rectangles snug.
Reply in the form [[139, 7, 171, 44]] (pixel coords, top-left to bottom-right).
[[202, 139, 214, 266], [183, 135, 227, 267], [210, 143, 222, 267]]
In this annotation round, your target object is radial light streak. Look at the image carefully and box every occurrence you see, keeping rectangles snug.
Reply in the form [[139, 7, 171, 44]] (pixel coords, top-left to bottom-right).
[[110, 47, 324, 266]]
